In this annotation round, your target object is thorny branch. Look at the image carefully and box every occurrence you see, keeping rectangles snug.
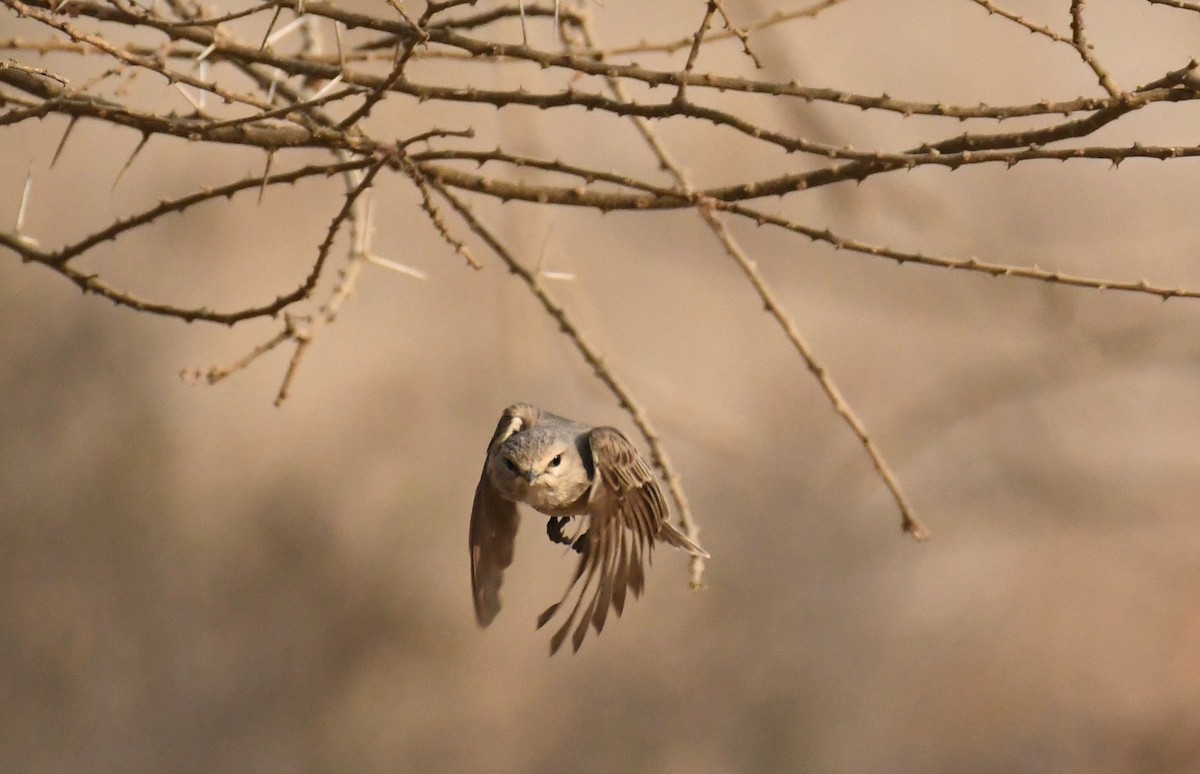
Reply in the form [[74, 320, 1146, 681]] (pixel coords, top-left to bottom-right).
[[4, 0, 1200, 581]]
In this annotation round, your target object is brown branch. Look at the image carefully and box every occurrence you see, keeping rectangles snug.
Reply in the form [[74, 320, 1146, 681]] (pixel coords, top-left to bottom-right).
[[7, 0, 1200, 571], [1147, 0, 1200, 11], [697, 199, 928, 539], [187, 153, 390, 396], [415, 139, 1200, 212], [7, 0, 276, 111], [0, 64, 370, 152], [398, 152, 483, 270], [676, 1, 718, 104], [967, 0, 1070, 43], [14, 2, 1193, 127], [710, 0, 762, 69], [602, 0, 847, 57], [0, 158, 378, 323], [1070, 0, 1122, 97], [578, 12, 925, 547], [723, 201, 1200, 302]]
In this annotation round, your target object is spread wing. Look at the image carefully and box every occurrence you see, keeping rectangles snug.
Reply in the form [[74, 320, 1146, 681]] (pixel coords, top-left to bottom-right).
[[469, 403, 540, 626], [536, 426, 673, 654]]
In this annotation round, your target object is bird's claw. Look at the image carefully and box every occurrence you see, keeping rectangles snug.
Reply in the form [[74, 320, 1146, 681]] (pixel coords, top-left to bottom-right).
[[546, 516, 586, 554]]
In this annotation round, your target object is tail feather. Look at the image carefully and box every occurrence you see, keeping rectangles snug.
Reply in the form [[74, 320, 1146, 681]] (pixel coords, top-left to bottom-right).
[[658, 521, 710, 558]]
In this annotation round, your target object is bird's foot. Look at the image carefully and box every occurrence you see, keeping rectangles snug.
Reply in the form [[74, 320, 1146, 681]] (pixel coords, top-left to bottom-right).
[[546, 517, 586, 554], [546, 516, 571, 545]]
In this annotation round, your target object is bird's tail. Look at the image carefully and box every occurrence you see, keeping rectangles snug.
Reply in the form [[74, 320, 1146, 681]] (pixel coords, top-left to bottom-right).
[[658, 521, 710, 558]]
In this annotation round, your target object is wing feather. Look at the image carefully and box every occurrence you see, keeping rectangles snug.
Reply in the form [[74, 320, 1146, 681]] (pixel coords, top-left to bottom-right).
[[611, 527, 629, 616], [535, 426, 684, 652], [525, 421, 709, 653], [469, 404, 540, 626]]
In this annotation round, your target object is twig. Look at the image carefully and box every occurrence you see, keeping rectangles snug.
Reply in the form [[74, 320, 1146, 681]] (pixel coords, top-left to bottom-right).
[[1070, 0, 1121, 97], [399, 151, 483, 269], [271, 153, 390, 403], [710, 0, 762, 68], [602, 0, 846, 57], [581, 14, 924, 546], [1147, 0, 1200, 11], [676, 1, 718, 104], [697, 199, 928, 539], [724, 201, 1200, 302], [967, 0, 1070, 44]]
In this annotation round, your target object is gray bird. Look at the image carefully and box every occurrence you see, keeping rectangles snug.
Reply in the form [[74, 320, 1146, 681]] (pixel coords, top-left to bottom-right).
[[470, 402, 708, 654]]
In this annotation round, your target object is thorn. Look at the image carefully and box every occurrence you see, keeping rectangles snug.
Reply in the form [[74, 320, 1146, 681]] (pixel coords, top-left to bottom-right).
[[266, 67, 283, 105], [195, 42, 217, 62], [259, 6, 283, 50], [173, 81, 204, 114], [196, 60, 209, 110], [366, 254, 427, 279], [16, 165, 33, 234], [50, 116, 80, 168], [265, 15, 307, 48], [112, 133, 151, 191], [258, 150, 275, 204], [309, 73, 344, 102], [353, 193, 374, 256]]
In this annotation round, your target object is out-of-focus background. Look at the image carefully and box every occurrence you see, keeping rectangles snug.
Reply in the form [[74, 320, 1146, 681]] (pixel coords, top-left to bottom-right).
[[4, 1, 1200, 771]]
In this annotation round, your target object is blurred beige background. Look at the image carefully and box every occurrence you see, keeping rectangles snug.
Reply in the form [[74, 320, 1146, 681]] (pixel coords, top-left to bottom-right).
[[4, 1, 1200, 771]]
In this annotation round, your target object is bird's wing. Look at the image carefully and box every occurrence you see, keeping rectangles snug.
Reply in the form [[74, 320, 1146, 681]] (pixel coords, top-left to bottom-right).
[[537, 426, 668, 654], [469, 403, 540, 626]]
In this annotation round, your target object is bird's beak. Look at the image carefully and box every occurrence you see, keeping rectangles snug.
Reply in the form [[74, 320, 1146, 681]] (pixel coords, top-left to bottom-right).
[[523, 469, 538, 484]]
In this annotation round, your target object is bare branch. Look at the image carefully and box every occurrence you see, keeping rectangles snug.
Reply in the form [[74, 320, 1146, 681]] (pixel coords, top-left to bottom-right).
[[697, 199, 928, 539], [967, 0, 1071, 44], [1070, 0, 1122, 97], [6, 0, 1200, 573]]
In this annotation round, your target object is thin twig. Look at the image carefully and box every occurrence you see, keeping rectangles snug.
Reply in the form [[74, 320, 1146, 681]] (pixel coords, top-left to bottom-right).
[[400, 151, 483, 269], [966, 0, 1070, 44], [698, 199, 928, 539], [1070, 0, 1121, 97], [676, 1, 718, 104], [581, 13, 925, 546], [1147, 0, 1200, 11], [602, 0, 846, 57], [724, 201, 1200, 302], [710, 0, 762, 68]]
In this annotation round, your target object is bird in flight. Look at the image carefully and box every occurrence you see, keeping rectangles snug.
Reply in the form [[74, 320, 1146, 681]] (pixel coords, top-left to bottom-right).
[[470, 403, 708, 654]]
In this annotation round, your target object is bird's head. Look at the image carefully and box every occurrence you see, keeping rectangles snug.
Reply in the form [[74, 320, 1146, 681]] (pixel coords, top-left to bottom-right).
[[489, 429, 589, 509]]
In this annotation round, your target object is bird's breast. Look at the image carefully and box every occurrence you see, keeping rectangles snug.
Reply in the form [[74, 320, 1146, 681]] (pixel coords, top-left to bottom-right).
[[523, 484, 591, 517]]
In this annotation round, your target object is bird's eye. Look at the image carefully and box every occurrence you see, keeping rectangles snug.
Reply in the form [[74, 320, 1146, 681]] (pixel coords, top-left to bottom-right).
[[548, 454, 562, 468], [504, 458, 519, 473]]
